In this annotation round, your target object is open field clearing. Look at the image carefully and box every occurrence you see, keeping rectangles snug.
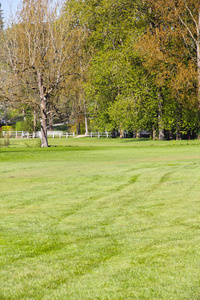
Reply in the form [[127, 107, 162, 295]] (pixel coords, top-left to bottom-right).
[[0, 138, 200, 299]]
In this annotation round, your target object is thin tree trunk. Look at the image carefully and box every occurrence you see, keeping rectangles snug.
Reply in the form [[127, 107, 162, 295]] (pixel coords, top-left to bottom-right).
[[38, 72, 48, 147], [120, 127, 124, 138], [176, 123, 181, 140], [23, 108, 26, 121], [158, 89, 165, 141], [76, 121, 81, 135], [197, 8, 200, 109], [33, 110, 36, 133], [112, 129, 116, 138], [4, 105, 7, 126], [169, 130, 173, 140], [197, 8, 200, 139], [152, 126, 157, 141], [176, 102, 181, 140], [84, 103, 89, 136], [41, 98, 48, 147], [49, 111, 53, 131]]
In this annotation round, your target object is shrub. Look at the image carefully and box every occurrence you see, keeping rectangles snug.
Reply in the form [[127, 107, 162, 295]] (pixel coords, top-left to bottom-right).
[[15, 119, 34, 133], [2, 126, 13, 131]]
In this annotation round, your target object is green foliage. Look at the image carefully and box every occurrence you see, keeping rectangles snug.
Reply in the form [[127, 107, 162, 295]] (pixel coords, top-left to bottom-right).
[[1, 0, 200, 139], [1, 126, 13, 131], [15, 119, 34, 132], [15, 106, 34, 133], [108, 96, 135, 131], [77, 0, 199, 137], [15, 121, 25, 131], [71, 0, 148, 132]]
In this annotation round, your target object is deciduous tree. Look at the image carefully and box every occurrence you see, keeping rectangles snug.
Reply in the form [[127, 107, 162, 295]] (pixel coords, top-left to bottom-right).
[[2, 0, 85, 146]]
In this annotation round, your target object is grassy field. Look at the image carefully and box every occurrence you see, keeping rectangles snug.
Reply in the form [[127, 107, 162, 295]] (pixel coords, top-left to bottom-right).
[[0, 137, 200, 299]]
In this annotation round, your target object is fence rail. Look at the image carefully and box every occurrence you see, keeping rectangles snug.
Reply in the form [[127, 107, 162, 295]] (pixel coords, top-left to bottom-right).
[[88, 132, 111, 138], [2, 131, 37, 138], [2, 131, 111, 139]]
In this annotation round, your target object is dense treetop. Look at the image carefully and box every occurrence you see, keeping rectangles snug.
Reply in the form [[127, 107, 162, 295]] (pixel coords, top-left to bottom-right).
[[0, 0, 199, 144]]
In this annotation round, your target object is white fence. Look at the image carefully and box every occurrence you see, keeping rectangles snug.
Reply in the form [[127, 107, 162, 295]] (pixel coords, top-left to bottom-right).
[[46, 131, 75, 138], [89, 132, 111, 138], [2, 131, 38, 138], [2, 131, 111, 139]]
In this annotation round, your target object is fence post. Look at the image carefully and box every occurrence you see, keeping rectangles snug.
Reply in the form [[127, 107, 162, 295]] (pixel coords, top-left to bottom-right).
[[73, 132, 75, 137], [66, 132, 68, 138], [91, 132, 92, 137], [98, 132, 100, 138], [106, 132, 108, 138]]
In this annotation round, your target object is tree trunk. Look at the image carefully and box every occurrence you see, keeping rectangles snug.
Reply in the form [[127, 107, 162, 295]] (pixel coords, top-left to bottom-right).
[[158, 89, 165, 141], [197, 8, 200, 139], [84, 103, 89, 136], [33, 110, 36, 133], [176, 123, 181, 140], [23, 108, 26, 121], [176, 102, 181, 140], [111, 129, 116, 138], [120, 130, 124, 138], [41, 98, 48, 147], [38, 72, 48, 147], [49, 111, 53, 131], [4, 105, 7, 125], [120, 125, 124, 138], [169, 130, 173, 140], [197, 8, 200, 109], [152, 126, 157, 141], [77, 122, 81, 135]]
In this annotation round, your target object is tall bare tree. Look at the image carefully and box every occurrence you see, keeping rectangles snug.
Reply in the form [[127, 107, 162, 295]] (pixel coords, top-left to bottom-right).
[[2, 0, 85, 146]]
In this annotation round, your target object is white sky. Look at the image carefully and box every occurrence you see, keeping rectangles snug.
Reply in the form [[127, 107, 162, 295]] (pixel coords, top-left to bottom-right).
[[1, 0, 62, 25], [0, 0, 21, 21]]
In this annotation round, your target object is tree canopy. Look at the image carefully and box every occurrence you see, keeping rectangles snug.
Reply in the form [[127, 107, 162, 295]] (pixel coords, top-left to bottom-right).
[[0, 0, 199, 144]]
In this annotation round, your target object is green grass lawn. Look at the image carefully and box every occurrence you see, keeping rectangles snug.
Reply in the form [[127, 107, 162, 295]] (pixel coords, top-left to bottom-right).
[[0, 137, 200, 299]]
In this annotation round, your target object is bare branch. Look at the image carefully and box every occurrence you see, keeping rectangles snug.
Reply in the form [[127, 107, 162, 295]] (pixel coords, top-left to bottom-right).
[[174, 4, 197, 45], [184, 0, 198, 30]]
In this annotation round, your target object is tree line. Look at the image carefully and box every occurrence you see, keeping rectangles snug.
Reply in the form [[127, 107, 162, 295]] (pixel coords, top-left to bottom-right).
[[0, 0, 199, 146]]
